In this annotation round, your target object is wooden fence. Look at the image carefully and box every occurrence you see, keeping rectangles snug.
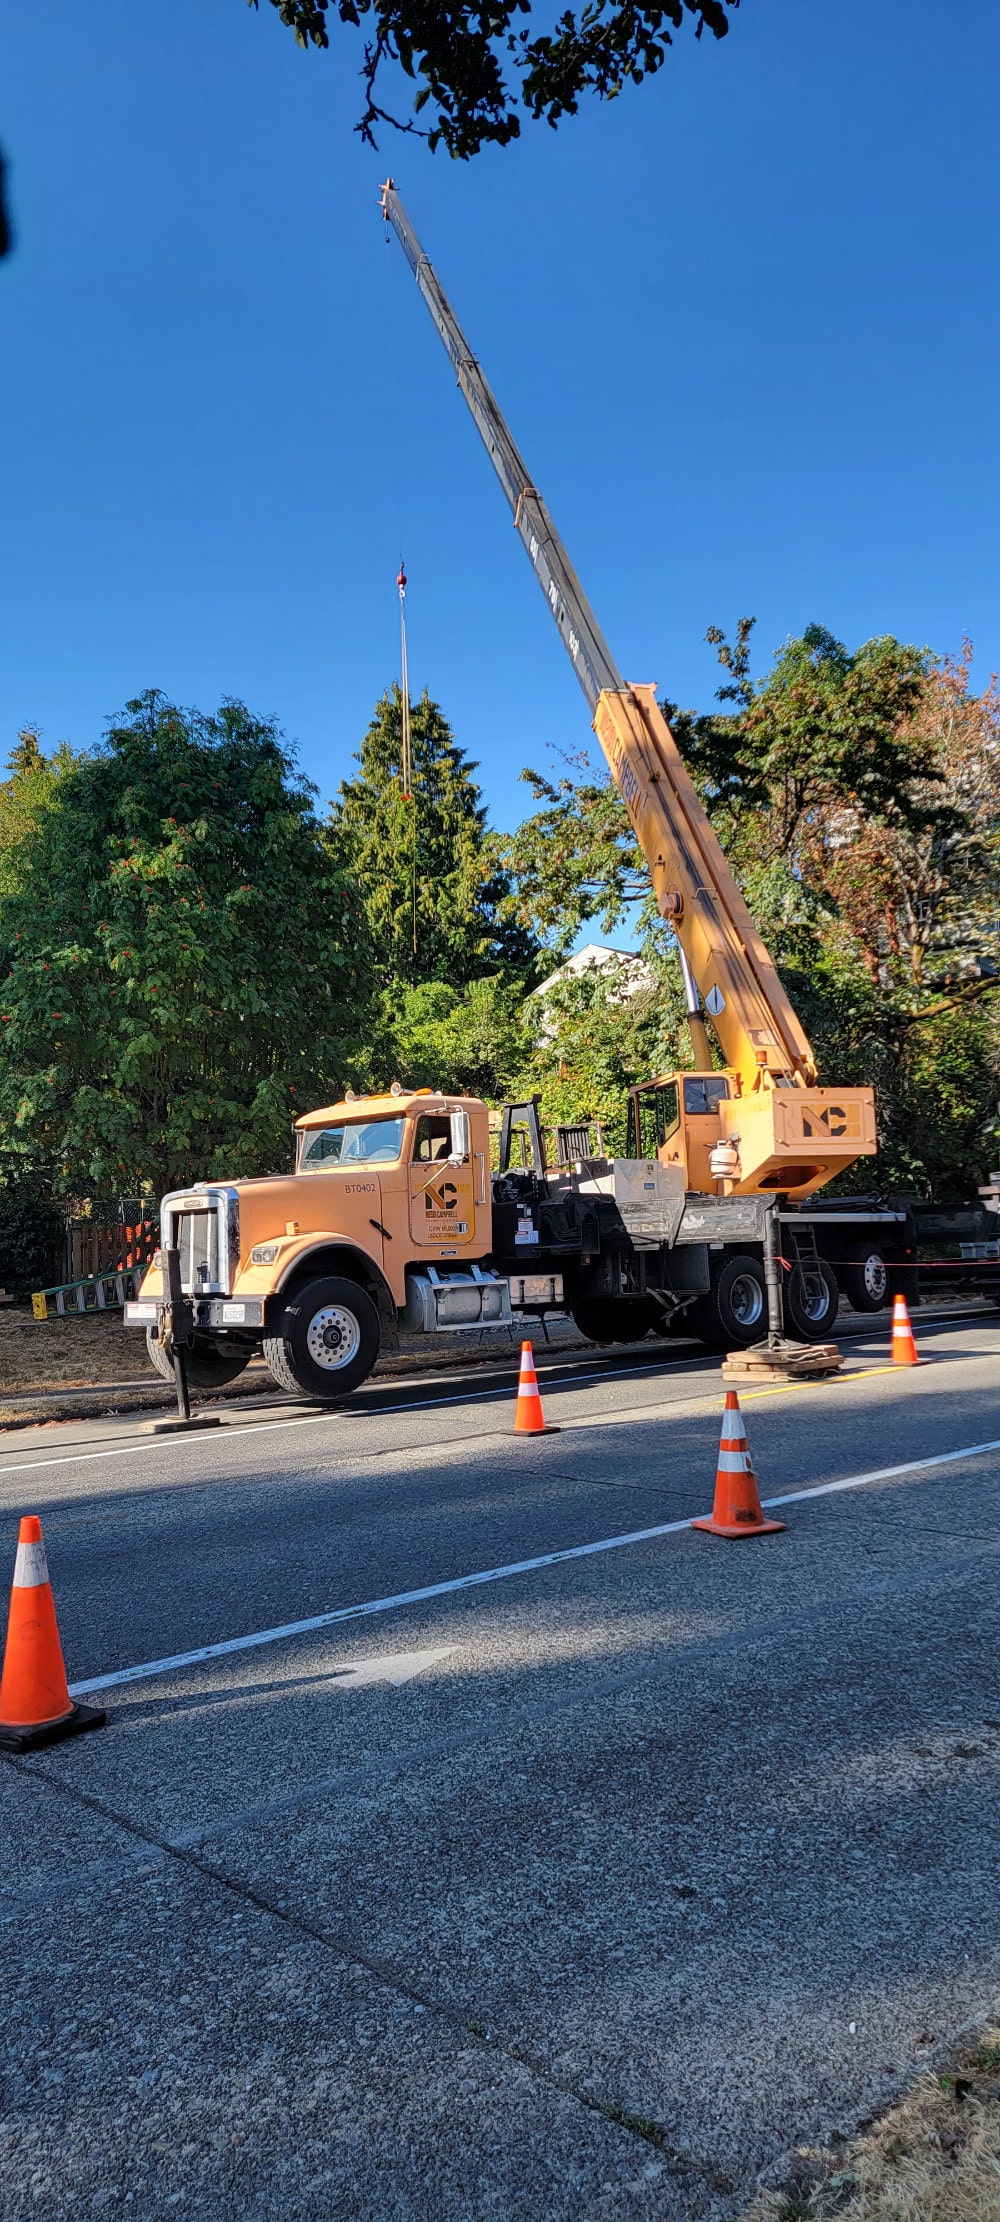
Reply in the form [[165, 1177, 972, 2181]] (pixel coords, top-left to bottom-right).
[[62, 1219, 159, 1284]]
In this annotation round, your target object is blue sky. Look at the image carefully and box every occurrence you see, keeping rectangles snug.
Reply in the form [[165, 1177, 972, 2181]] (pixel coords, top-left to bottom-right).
[[2, 0, 998, 840]]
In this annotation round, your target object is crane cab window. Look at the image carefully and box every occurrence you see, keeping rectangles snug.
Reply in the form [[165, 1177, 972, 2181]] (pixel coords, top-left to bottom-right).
[[632, 1083, 679, 1158], [412, 1115, 453, 1165], [683, 1076, 730, 1116]]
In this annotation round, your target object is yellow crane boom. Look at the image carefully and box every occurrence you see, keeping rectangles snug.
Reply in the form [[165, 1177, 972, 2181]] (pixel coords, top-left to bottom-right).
[[381, 182, 876, 1200]]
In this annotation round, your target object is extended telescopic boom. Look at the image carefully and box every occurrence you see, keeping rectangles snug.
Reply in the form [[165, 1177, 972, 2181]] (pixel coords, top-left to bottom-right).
[[380, 179, 824, 1103], [381, 182, 622, 718]]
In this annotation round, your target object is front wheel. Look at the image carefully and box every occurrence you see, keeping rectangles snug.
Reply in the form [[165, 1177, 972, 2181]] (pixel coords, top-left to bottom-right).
[[784, 1259, 840, 1341], [145, 1329, 250, 1392], [263, 1276, 380, 1401]]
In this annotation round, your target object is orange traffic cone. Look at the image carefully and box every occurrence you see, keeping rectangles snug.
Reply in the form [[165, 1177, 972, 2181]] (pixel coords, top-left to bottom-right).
[[692, 1391, 786, 1539], [0, 1517, 106, 1752], [512, 1340, 559, 1435], [891, 1293, 920, 1366]]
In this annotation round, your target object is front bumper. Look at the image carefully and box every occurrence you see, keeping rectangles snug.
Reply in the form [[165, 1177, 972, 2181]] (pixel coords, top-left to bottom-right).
[[124, 1297, 266, 1331]]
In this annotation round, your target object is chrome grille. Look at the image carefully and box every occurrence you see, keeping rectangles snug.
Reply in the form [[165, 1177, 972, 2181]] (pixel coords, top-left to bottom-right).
[[177, 1210, 218, 1293], [161, 1187, 239, 1296]]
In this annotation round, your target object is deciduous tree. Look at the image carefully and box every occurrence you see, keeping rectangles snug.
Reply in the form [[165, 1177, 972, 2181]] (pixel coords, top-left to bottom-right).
[[0, 692, 368, 1198], [252, 0, 737, 156]]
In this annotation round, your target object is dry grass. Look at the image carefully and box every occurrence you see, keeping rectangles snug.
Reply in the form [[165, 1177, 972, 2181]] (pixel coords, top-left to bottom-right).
[[0, 1310, 147, 1389], [743, 2031, 1000, 2222]]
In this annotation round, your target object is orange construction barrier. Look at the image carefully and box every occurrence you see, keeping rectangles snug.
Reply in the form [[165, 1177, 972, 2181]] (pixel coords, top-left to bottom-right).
[[0, 1516, 106, 1752], [891, 1293, 920, 1366], [512, 1340, 559, 1435], [692, 1391, 786, 1540]]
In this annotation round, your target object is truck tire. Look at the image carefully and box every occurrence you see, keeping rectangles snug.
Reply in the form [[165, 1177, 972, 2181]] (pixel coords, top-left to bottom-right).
[[144, 1328, 250, 1391], [842, 1247, 889, 1312], [263, 1275, 379, 1401], [784, 1259, 840, 1341], [570, 1298, 657, 1344], [688, 1254, 767, 1350]]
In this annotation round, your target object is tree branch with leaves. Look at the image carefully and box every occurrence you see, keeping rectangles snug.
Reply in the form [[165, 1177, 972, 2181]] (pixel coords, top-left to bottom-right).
[[249, 0, 738, 154]]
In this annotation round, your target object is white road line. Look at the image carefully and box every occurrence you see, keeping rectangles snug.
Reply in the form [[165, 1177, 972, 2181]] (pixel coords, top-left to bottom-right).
[[68, 1435, 1000, 1698], [0, 1358, 717, 1483]]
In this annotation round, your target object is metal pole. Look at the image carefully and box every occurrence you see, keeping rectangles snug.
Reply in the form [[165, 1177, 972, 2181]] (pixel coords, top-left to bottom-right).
[[163, 1246, 191, 1423], [762, 1204, 785, 1347], [677, 946, 713, 1070]]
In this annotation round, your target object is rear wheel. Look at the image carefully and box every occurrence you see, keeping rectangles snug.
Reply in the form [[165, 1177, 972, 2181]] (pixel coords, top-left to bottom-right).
[[263, 1275, 380, 1401], [784, 1258, 840, 1341], [842, 1247, 889, 1313], [688, 1254, 767, 1351], [570, 1298, 657, 1344], [144, 1328, 250, 1391]]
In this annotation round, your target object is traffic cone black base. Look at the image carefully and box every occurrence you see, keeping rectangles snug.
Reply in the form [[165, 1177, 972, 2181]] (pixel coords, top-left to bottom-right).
[[0, 1698, 106, 1754]]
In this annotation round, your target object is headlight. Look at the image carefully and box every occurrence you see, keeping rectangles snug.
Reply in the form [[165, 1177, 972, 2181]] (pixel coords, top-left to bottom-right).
[[250, 1242, 280, 1266]]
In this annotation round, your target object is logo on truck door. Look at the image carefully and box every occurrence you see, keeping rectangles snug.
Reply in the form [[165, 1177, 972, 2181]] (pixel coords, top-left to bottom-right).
[[423, 1181, 469, 1237], [425, 1180, 456, 1214]]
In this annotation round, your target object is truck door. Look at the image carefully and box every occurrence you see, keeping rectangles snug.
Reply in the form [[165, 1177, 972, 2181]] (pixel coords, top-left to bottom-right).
[[408, 1110, 476, 1253]]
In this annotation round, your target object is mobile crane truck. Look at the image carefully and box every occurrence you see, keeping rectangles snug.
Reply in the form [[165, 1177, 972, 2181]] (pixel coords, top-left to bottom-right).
[[125, 187, 1000, 1399]]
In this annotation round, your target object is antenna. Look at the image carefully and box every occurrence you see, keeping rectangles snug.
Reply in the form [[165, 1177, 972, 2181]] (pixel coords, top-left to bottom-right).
[[397, 561, 412, 801]]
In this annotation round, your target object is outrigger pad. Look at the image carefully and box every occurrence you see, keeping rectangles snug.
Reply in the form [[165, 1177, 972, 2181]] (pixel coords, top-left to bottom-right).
[[721, 1339, 843, 1384]]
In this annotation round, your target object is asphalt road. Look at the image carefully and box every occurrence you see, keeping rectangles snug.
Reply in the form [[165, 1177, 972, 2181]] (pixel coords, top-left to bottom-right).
[[1, 1315, 999, 2220]]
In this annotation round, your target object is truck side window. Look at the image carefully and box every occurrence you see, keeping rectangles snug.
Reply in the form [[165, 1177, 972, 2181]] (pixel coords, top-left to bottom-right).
[[683, 1076, 730, 1116], [413, 1116, 453, 1164]]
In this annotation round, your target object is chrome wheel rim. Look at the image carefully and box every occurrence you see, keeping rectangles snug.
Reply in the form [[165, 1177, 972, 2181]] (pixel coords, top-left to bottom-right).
[[305, 1303, 362, 1372], [730, 1273, 764, 1328], [862, 1254, 887, 1302]]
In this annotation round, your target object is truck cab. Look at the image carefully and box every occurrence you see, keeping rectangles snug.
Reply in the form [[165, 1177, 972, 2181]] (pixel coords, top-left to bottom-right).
[[126, 1089, 502, 1401]]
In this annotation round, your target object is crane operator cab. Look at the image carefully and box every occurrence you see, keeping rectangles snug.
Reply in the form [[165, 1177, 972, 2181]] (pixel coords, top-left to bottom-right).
[[627, 1073, 735, 1195], [626, 1070, 877, 1199]]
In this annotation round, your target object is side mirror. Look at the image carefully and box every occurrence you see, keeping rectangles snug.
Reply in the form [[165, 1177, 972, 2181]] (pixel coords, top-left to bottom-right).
[[449, 1109, 471, 1163]]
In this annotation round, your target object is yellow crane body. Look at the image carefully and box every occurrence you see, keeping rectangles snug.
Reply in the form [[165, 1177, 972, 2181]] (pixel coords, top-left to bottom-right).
[[594, 685, 876, 1198]]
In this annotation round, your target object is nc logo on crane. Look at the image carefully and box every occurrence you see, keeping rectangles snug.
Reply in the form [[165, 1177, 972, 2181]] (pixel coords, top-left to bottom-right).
[[800, 1104, 851, 1138]]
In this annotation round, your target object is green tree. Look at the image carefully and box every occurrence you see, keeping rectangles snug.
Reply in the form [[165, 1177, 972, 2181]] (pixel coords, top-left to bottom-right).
[[252, 0, 736, 157], [0, 692, 369, 1199], [331, 685, 537, 993], [514, 956, 691, 1157], [500, 624, 1000, 1196], [385, 975, 532, 1101], [0, 727, 71, 906]]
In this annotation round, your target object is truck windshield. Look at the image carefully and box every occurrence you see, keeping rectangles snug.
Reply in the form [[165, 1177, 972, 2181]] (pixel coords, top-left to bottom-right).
[[298, 1117, 406, 1169]]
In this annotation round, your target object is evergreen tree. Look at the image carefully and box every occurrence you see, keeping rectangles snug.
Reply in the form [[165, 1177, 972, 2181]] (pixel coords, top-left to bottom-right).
[[331, 685, 537, 991]]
